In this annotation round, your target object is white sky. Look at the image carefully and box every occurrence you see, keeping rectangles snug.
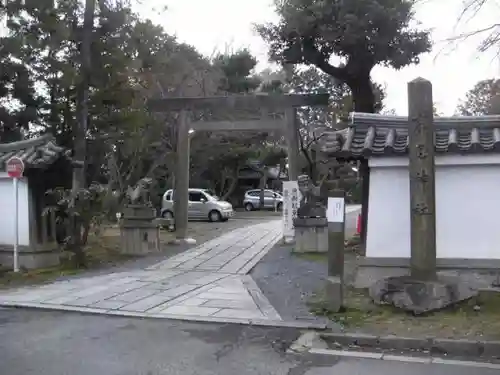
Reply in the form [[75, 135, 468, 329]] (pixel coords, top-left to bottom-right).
[[134, 0, 500, 115]]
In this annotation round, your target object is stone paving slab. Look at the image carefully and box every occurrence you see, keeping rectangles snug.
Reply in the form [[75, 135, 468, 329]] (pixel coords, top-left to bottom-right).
[[148, 222, 281, 274], [0, 221, 290, 325]]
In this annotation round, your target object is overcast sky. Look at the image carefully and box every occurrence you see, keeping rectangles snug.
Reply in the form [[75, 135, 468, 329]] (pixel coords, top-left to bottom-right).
[[134, 0, 500, 115]]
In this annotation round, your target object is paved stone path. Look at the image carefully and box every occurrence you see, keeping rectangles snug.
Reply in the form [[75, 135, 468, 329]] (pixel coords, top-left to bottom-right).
[[0, 206, 361, 327], [0, 221, 286, 324]]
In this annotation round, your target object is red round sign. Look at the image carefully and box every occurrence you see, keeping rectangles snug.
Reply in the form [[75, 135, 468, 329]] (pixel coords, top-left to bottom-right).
[[6, 157, 24, 178]]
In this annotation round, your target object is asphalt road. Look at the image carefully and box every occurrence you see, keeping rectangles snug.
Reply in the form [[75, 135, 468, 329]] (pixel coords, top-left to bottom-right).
[[0, 308, 496, 375]]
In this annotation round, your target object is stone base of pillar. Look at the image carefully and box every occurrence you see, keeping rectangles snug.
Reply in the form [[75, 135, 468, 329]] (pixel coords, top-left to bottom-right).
[[369, 275, 478, 315], [325, 276, 343, 312]]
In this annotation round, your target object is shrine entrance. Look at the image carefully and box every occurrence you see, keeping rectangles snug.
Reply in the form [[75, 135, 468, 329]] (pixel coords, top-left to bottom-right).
[[147, 94, 329, 243]]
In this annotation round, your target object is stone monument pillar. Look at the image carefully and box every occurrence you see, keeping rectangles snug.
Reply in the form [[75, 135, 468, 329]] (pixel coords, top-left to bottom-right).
[[368, 78, 478, 314]]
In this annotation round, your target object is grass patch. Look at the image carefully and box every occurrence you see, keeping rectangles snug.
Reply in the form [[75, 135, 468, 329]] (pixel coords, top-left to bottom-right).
[[0, 265, 81, 289], [308, 287, 500, 340]]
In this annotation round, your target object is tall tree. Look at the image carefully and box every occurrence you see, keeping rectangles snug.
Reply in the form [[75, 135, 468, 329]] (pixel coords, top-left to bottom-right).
[[213, 49, 261, 93], [72, 0, 95, 191], [457, 79, 500, 115], [256, 0, 431, 113], [282, 66, 385, 179]]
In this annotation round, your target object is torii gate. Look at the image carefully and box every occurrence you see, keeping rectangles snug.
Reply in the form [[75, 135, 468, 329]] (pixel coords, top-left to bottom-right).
[[148, 94, 329, 243]]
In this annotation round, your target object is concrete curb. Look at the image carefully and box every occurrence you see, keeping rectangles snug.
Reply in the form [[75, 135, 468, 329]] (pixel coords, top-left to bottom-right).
[[319, 332, 500, 360], [0, 302, 328, 330], [306, 348, 500, 369]]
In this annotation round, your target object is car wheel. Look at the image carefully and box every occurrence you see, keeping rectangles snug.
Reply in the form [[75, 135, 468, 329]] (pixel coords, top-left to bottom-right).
[[208, 210, 222, 222], [277, 202, 283, 211], [162, 210, 174, 219], [244, 203, 254, 212]]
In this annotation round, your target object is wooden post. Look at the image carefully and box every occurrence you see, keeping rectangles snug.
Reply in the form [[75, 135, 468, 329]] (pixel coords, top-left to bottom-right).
[[326, 189, 345, 312], [174, 109, 191, 242], [285, 108, 300, 181], [408, 78, 437, 280]]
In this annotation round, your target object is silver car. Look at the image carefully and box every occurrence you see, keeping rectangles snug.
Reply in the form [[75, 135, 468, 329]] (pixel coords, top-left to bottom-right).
[[243, 189, 283, 211], [161, 188, 234, 222]]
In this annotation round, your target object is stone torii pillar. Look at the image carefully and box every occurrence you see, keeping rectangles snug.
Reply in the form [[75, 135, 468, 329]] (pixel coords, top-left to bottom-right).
[[172, 109, 193, 244], [147, 94, 329, 244]]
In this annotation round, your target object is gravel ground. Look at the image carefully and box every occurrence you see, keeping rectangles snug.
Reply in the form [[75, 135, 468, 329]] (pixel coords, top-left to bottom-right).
[[250, 207, 360, 326], [251, 243, 334, 326], [250, 206, 361, 327]]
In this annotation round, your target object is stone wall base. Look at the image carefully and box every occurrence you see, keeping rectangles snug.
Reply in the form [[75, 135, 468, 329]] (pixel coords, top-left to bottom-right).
[[355, 257, 500, 289], [0, 244, 60, 269]]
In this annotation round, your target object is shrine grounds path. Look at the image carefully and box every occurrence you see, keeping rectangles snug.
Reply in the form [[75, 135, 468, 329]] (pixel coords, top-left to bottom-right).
[[0, 206, 360, 327]]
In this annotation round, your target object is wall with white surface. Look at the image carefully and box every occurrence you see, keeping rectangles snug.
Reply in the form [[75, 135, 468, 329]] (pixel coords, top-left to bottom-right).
[[366, 154, 500, 260], [0, 172, 30, 246]]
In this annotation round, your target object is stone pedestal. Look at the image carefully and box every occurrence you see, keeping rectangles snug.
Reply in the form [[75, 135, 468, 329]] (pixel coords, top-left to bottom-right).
[[119, 205, 160, 255], [293, 217, 328, 253]]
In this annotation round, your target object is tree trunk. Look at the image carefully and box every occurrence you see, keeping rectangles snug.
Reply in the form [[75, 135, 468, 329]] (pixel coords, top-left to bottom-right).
[[71, 0, 95, 268], [73, 0, 94, 190], [221, 176, 238, 201], [347, 76, 375, 250], [348, 77, 376, 113]]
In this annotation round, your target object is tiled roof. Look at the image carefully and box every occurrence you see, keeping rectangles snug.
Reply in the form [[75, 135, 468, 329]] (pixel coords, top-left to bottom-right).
[[318, 113, 500, 158], [0, 134, 70, 171]]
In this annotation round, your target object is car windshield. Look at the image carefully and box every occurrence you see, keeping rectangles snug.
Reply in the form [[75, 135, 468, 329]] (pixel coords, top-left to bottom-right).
[[203, 190, 219, 201]]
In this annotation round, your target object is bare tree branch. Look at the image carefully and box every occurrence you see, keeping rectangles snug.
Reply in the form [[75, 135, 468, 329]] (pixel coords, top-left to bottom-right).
[[444, 0, 500, 54]]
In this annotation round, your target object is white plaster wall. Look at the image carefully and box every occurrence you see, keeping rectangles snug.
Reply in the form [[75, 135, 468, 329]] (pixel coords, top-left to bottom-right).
[[0, 172, 30, 246], [366, 154, 500, 260]]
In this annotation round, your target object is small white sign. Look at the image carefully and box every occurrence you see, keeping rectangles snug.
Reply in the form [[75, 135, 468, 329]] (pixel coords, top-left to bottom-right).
[[327, 197, 345, 223], [282, 180, 300, 238]]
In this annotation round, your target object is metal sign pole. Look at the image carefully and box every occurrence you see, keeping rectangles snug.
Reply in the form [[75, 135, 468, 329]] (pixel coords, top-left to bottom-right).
[[6, 156, 24, 272], [13, 176, 19, 272]]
